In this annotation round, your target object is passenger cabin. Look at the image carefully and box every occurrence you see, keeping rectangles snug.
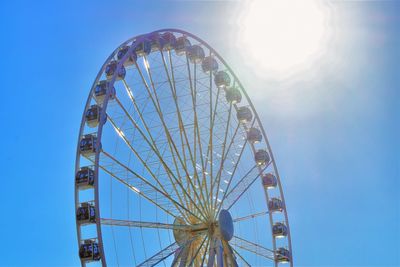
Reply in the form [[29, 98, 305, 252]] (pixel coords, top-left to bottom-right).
[[275, 248, 291, 263], [174, 36, 191, 55], [226, 87, 242, 104], [76, 202, 96, 225], [85, 105, 103, 128], [117, 45, 137, 66], [261, 173, 277, 188], [214, 71, 231, 88], [268, 198, 284, 212], [75, 167, 95, 189], [79, 134, 100, 156], [160, 32, 177, 50], [187, 45, 205, 64], [149, 33, 165, 51], [247, 127, 262, 143], [272, 222, 288, 238], [79, 239, 101, 262], [236, 107, 252, 123], [94, 80, 115, 103], [105, 60, 126, 81], [201, 56, 218, 73], [255, 149, 270, 165], [134, 39, 151, 57]]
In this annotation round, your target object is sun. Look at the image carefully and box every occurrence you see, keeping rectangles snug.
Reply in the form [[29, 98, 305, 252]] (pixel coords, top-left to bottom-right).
[[238, 0, 328, 74]]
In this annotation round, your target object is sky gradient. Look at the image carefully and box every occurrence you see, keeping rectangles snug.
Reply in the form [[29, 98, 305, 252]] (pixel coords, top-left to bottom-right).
[[0, 0, 398, 266]]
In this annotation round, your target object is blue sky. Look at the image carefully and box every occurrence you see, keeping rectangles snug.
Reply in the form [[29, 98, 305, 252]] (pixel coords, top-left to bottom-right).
[[0, 0, 398, 266]]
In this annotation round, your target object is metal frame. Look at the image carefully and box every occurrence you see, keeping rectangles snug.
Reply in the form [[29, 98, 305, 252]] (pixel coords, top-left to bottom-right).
[[75, 29, 293, 267]]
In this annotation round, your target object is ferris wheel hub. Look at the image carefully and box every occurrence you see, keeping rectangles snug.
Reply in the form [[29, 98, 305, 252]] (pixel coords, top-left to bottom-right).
[[218, 209, 234, 241]]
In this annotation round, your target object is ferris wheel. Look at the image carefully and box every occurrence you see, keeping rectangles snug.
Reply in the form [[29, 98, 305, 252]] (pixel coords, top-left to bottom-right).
[[75, 29, 292, 267]]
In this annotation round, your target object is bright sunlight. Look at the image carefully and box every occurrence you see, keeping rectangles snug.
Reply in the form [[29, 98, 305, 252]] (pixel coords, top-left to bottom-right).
[[238, 0, 329, 74]]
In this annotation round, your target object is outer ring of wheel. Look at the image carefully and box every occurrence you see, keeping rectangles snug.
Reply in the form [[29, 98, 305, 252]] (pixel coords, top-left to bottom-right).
[[74, 29, 293, 267]]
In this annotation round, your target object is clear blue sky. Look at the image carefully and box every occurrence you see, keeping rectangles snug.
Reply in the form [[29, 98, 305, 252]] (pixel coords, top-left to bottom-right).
[[0, 0, 398, 266]]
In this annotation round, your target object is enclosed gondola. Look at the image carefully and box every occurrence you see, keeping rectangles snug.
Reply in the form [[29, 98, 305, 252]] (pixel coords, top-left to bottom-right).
[[75, 166, 95, 189], [247, 127, 262, 143], [160, 32, 177, 50], [105, 60, 126, 81], [275, 247, 291, 263], [261, 173, 277, 188], [187, 45, 205, 64], [236, 106, 253, 123], [201, 56, 218, 73], [225, 87, 242, 104], [272, 222, 288, 238], [254, 149, 270, 165], [214, 71, 231, 88], [79, 134, 100, 156], [134, 39, 152, 56], [76, 202, 96, 225], [117, 45, 137, 66], [174, 36, 191, 55], [94, 80, 116, 103], [268, 197, 284, 212], [79, 239, 101, 262], [85, 105, 105, 128]]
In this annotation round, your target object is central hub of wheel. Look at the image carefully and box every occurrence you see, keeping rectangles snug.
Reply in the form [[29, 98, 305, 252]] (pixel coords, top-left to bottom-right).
[[173, 209, 234, 245], [218, 209, 234, 241]]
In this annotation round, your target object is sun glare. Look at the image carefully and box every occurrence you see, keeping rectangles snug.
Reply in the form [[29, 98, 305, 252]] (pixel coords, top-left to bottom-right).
[[238, 0, 328, 74]]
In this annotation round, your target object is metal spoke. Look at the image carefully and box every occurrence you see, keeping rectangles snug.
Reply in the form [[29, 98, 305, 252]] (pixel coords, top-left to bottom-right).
[[233, 211, 269, 223], [230, 236, 275, 261], [221, 240, 238, 267], [211, 118, 241, 215], [188, 235, 208, 267], [185, 54, 212, 216], [100, 218, 191, 231], [209, 103, 234, 213], [100, 150, 201, 222], [82, 149, 180, 219], [110, 94, 200, 220], [230, 246, 251, 267], [119, 78, 191, 213], [106, 109, 206, 222], [137, 242, 179, 267], [199, 236, 211, 267], [224, 164, 269, 211], [136, 58, 209, 221], [215, 118, 256, 216], [162, 50, 208, 214]]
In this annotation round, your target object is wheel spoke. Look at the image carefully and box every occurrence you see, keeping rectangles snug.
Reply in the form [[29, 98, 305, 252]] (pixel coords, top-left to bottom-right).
[[230, 246, 251, 267], [230, 236, 275, 261], [233, 211, 269, 223], [188, 235, 207, 267], [136, 242, 179, 267], [162, 50, 209, 215], [135, 57, 209, 221], [224, 164, 270, 211], [211, 117, 240, 214], [185, 54, 212, 217], [120, 78, 192, 213], [110, 94, 200, 220], [209, 104, 234, 211], [214, 118, 256, 216], [100, 218, 191, 231], [221, 240, 238, 267], [199, 236, 211, 267], [99, 150, 201, 222], [106, 109, 206, 221]]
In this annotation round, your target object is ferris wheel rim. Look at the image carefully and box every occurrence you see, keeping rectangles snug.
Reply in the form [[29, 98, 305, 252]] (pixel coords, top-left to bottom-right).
[[74, 28, 293, 267]]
